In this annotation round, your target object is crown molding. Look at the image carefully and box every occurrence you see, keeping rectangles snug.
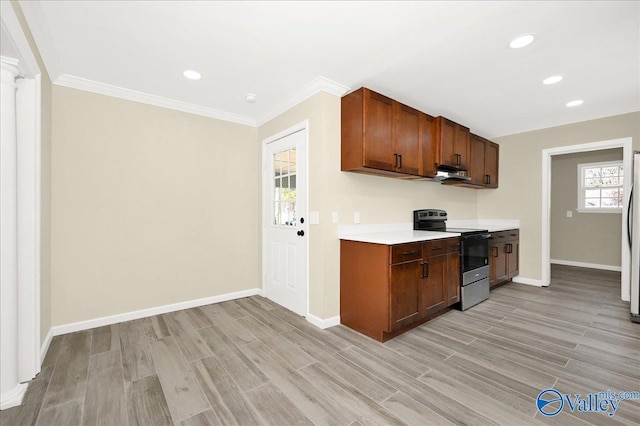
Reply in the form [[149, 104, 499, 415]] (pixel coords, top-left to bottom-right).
[[54, 74, 258, 126], [256, 76, 350, 127], [53, 74, 350, 128], [18, 0, 61, 79]]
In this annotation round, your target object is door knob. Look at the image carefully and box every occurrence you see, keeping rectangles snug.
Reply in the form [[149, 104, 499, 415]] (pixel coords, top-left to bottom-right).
[[297, 230, 305, 237]]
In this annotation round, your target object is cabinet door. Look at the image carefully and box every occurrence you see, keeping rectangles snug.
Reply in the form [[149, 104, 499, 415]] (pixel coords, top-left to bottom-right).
[[363, 90, 395, 171], [507, 241, 519, 278], [436, 117, 456, 168], [395, 103, 420, 176], [489, 243, 508, 287], [389, 261, 421, 331], [446, 252, 460, 306], [485, 141, 499, 188], [469, 134, 486, 186], [453, 124, 471, 170], [420, 114, 437, 177], [421, 254, 447, 316]]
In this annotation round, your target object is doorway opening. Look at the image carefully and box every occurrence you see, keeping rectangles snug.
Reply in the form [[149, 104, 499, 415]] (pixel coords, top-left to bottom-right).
[[542, 137, 633, 302]]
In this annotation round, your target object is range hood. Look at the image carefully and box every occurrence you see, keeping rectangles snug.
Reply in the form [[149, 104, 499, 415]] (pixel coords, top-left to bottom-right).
[[433, 169, 472, 183]]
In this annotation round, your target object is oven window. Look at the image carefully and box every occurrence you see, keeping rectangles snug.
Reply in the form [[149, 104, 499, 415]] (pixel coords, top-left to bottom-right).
[[463, 238, 489, 271]]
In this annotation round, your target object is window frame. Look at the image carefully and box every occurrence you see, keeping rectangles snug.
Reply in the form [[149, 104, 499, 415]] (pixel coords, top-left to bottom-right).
[[576, 160, 624, 214]]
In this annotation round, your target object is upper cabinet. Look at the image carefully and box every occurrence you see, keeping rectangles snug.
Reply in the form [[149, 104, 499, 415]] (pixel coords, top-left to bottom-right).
[[341, 88, 432, 178], [469, 134, 499, 188], [341, 87, 498, 187], [435, 117, 470, 171]]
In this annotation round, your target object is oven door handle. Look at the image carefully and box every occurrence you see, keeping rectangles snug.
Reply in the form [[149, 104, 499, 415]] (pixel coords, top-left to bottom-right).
[[461, 233, 492, 240]]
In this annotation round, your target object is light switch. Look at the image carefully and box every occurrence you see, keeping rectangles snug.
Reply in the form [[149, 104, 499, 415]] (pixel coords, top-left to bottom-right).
[[332, 212, 339, 224], [566, 210, 573, 218], [354, 212, 361, 224], [310, 211, 320, 225]]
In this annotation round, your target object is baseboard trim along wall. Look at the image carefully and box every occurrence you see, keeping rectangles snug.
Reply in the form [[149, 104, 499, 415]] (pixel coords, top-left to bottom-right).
[[47, 288, 262, 339], [306, 313, 341, 329], [512, 277, 545, 287], [550, 259, 622, 272], [40, 329, 54, 365]]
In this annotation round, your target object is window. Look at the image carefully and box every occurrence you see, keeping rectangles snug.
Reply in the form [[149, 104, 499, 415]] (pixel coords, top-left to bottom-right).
[[577, 161, 623, 213]]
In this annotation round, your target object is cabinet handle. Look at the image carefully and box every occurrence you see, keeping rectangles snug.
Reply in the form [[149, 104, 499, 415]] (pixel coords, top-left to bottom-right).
[[492, 246, 498, 257], [398, 154, 402, 169], [509, 233, 517, 237], [455, 154, 461, 165], [394, 153, 399, 168], [432, 246, 443, 251], [485, 174, 491, 185], [507, 243, 513, 254], [402, 250, 417, 256], [424, 262, 429, 278]]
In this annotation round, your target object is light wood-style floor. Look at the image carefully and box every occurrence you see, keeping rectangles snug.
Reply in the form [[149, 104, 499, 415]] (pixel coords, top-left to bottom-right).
[[2, 265, 639, 426]]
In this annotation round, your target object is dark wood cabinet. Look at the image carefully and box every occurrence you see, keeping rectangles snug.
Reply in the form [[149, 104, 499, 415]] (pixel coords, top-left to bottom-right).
[[340, 237, 460, 342], [341, 88, 425, 178], [435, 117, 470, 171], [390, 260, 421, 331], [421, 252, 447, 316], [420, 113, 438, 178], [469, 134, 499, 188], [489, 229, 519, 289]]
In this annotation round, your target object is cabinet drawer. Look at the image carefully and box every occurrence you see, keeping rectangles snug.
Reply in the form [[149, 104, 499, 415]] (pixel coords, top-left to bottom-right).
[[422, 240, 447, 256], [506, 229, 519, 241], [490, 231, 508, 242], [446, 238, 461, 253], [391, 243, 422, 264]]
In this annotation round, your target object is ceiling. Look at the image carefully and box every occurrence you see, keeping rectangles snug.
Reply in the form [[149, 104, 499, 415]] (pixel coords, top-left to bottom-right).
[[17, 0, 640, 137]]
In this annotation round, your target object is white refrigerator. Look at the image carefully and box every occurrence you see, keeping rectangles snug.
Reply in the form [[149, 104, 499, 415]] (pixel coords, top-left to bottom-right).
[[631, 150, 640, 323]]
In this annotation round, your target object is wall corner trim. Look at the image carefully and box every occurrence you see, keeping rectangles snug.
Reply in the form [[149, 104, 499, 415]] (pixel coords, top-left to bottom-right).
[[40, 328, 53, 365], [256, 76, 350, 127], [512, 277, 545, 287], [48, 288, 262, 338], [306, 313, 341, 329]]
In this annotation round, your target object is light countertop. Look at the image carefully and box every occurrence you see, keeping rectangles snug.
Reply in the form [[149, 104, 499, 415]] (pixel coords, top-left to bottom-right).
[[339, 230, 460, 245]]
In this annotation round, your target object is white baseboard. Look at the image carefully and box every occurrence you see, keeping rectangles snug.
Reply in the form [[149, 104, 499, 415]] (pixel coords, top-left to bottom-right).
[[49, 288, 262, 337], [40, 328, 53, 365], [512, 276, 545, 287], [306, 313, 340, 329], [0, 383, 28, 410], [550, 259, 622, 272]]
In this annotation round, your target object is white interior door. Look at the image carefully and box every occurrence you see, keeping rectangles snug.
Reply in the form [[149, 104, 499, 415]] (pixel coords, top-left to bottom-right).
[[263, 126, 307, 316]]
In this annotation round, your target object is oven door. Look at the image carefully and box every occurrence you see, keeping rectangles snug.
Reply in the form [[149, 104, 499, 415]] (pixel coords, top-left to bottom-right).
[[461, 234, 490, 273]]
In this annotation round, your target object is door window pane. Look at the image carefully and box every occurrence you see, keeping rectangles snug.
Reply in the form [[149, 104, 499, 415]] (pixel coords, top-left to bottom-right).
[[273, 148, 297, 226]]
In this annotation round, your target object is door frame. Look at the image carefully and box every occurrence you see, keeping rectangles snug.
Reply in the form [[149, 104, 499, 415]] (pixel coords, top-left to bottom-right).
[[541, 137, 633, 301], [1, 0, 42, 402], [261, 120, 309, 317]]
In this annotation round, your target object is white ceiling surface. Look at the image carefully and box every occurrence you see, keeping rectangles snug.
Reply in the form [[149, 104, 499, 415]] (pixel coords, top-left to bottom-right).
[[21, 1, 640, 137], [1, 21, 22, 63]]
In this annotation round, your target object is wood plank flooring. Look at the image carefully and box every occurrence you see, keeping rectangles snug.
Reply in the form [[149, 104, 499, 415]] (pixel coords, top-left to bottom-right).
[[2, 265, 638, 425]]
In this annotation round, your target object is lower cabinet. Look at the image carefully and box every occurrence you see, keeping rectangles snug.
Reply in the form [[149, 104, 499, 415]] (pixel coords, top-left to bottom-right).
[[340, 237, 460, 342], [489, 229, 519, 289]]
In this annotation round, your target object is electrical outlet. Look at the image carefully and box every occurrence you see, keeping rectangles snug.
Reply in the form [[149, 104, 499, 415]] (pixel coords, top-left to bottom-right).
[[332, 212, 339, 224], [567, 210, 573, 218], [354, 212, 361, 224]]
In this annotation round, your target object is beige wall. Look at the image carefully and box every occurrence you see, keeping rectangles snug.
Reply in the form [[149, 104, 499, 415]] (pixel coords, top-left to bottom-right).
[[479, 112, 640, 281], [259, 92, 479, 319], [51, 86, 259, 326], [551, 149, 623, 267], [11, 1, 53, 345]]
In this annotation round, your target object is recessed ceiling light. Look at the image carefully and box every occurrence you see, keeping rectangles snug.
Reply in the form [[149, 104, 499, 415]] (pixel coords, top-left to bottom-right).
[[244, 93, 257, 103], [183, 69, 201, 80], [509, 34, 535, 49], [543, 75, 563, 85], [566, 100, 584, 107]]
